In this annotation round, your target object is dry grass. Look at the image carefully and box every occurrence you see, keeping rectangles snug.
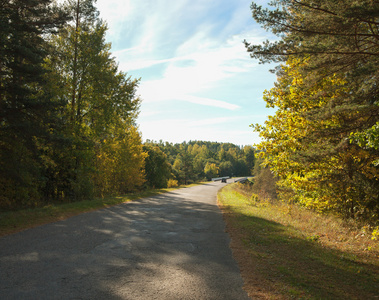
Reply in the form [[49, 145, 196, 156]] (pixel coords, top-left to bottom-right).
[[218, 183, 379, 299]]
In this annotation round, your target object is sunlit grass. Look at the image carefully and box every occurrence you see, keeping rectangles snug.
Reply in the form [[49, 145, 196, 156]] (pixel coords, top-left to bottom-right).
[[218, 183, 379, 299]]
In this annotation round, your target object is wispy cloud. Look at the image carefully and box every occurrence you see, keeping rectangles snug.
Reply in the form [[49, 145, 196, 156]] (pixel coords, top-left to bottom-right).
[[96, 0, 270, 113], [135, 30, 263, 110], [181, 95, 240, 110]]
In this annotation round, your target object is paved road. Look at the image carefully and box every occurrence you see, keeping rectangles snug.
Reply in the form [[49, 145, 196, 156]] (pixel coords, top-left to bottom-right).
[[0, 182, 250, 300]]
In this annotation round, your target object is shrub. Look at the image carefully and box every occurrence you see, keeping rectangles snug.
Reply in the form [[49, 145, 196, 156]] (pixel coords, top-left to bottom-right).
[[167, 179, 179, 188], [252, 167, 278, 202]]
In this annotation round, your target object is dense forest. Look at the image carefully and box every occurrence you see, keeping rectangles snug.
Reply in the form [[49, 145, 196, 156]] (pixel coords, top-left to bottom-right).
[[246, 0, 379, 224], [143, 140, 255, 188], [0, 0, 145, 210], [0, 0, 254, 210]]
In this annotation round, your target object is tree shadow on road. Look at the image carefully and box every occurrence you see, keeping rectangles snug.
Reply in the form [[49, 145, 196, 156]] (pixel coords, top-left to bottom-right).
[[0, 186, 249, 299]]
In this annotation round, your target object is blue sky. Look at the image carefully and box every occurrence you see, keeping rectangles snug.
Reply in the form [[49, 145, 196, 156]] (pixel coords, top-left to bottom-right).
[[95, 0, 277, 146]]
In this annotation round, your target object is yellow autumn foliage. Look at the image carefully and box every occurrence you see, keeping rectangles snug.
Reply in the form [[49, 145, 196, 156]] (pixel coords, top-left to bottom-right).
[[253, 57, 379, 220], [95, 125, 147, 196]]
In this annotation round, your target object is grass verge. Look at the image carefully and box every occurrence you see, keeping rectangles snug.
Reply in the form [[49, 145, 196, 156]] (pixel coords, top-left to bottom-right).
[[218, 183, 379, 300], [0, 184, 200, 237]]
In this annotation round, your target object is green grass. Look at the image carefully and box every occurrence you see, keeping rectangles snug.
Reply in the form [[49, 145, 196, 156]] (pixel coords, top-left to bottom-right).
[[218, 183, 379, 300], [0, 184, 200, 237]]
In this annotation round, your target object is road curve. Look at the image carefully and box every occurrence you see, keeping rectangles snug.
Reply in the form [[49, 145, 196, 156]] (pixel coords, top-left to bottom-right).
[[0, 182, 250, 300]]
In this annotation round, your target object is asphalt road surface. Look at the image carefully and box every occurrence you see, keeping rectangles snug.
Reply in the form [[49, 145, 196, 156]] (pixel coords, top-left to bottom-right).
[[0, 182, 250, 300]]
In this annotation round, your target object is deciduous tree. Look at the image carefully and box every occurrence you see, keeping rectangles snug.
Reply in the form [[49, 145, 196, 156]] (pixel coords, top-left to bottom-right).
[[43, 0, 142, 199], [254, 57, 379, 219], [143, 144, 172, 188]]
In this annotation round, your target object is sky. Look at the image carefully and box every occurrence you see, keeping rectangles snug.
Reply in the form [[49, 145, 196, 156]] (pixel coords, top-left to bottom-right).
[[94, 0, 277, 146]]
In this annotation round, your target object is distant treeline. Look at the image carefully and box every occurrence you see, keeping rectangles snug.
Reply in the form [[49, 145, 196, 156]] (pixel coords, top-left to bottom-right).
[[143, 140, 255, 188]]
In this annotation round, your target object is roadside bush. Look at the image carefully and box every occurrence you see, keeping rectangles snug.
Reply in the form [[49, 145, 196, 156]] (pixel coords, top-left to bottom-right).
[[252, 167, 278, 202], [167, 179, 179, 188]]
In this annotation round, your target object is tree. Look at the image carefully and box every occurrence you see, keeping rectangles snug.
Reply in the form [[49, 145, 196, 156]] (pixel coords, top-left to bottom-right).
[[146, 140, 255, 184], [0, 0, 67, 208], [177, 150, 193, 185], [219, 161, 233, 177], [49, 0, 140, 136], [253, 57, 379, 219], [143, 144, 172, 188], [246, 1, 379, 151], [243, 146, 255, 174], [95, 126, 146, 196], [245, 1, 379, 66], [43, 0, 142, 199], [204, 162, 219, 181], [246, 1, 379, 222]]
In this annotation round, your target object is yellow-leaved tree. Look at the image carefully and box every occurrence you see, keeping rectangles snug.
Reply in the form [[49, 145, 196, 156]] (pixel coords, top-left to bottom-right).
[[254, 57, 379, 220], [95, 125, 147, 197]]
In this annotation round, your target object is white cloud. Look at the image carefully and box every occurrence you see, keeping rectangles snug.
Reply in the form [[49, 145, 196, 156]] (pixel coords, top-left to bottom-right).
[[181, 95, 240, 110], [138, 77, 240, 110], [96, 0, 133, 25], [56, 0, 277, 144], [187, 117, 239, 127], [138, 110, 162, 118], [139, 117, 261, 145], [135, 29, 263, 110]]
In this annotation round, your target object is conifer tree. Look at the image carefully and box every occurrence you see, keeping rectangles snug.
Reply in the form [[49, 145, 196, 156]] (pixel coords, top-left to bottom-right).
[[0, 0, 67, 208], [143, 144, 172, 189], [246, 1, 379, 152]]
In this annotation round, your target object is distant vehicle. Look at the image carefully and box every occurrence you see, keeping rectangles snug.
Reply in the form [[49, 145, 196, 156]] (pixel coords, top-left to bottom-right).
[[212, 176, 230, 183]]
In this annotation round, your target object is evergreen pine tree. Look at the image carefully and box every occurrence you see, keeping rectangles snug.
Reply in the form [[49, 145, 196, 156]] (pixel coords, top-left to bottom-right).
[[0, 0, 67, 208]]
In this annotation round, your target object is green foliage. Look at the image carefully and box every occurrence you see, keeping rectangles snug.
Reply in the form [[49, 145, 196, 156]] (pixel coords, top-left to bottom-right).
[[372, 227, 379, 241], [247, 1, 379, 224], [0, 0, 143, 210], [350, 122, 379, 154], [44, 0, 144, 200], [246, 0, 379, 67], [0, 0, 68, 209], [204, 162, 219, 181], [252, 167, 278, 202], [95, 126, 146, 196], [253, 58, 379, 220], [143, 144, 171, 188], [166, 179, 179, 188], [145, 140, 255, 185]]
